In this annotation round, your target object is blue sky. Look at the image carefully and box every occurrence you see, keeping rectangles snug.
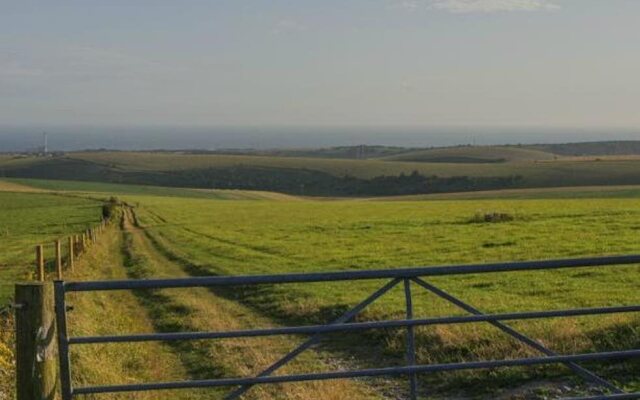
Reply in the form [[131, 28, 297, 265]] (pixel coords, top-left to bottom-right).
[[1, 0, 639, 129]]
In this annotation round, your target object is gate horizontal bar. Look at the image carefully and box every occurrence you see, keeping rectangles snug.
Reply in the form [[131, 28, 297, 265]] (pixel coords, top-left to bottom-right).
[[68, 304, 640, 345], [64, 254, 640, 292], [73, 349, 640, 394]]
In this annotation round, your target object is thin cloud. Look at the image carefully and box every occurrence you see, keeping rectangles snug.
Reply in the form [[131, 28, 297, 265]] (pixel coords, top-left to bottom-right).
[[398, 0, 561, 13]]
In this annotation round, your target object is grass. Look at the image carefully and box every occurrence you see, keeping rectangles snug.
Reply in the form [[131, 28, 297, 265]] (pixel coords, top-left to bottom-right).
[[0, 191, 102, 304], [120, 193, 640, 396], [1, 177, 640, 398], [0, 188, 101, 400], [105, 208, 380, 399], [375, 185, 640, 200], [0, 186, 376, 400], [64, 226, 197, 400]]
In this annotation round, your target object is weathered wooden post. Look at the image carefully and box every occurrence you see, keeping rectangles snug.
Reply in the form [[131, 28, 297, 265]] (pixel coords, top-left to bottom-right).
[[15, 282, 59, 400], [35, 245, 44, 282], [55, 240, 63, 280], [68, 236, 74, 273]]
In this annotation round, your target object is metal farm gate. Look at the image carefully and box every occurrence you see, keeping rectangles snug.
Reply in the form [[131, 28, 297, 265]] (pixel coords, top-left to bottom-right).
[[54, 256, 640, 399]]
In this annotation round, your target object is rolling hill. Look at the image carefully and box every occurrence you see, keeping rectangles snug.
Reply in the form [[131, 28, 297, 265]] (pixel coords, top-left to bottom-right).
[[4, 141, 640, 196], [380, 145, 556, 163]]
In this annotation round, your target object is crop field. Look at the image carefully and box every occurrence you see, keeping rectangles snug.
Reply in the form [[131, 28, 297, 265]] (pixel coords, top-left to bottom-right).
[[4, 178, 300, 201], [2, 178, 640, 398]]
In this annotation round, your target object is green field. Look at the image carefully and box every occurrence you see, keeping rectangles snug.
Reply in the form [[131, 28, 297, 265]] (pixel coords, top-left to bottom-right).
[[1, 178, 639, 398], [0, 187, 104, 400], [377, 185, 640, 200], [0, 190, 102, 303], [117, 192, 639, 396]]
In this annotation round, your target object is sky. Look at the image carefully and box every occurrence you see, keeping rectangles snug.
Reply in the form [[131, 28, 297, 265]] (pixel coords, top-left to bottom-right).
[[1, 0, 640, 135]]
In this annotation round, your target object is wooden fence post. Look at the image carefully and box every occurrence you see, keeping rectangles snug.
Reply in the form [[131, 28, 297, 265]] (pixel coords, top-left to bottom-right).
[[15, 283, 58, 400], [55, 240, 62, 280], [68, 236, 74, 273], [35, 245, 44, 282]]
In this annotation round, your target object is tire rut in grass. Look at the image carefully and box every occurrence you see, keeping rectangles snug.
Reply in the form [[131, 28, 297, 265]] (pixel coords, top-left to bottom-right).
[[120, 208, 383, 400], [65, 226, 197, 400], [121, 231, 227, 380], [127, 210, 417, 398]]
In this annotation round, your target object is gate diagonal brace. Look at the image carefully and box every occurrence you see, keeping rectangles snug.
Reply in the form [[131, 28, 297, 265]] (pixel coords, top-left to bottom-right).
[[411, 277, 623, 395], [224, 278, 403, 400]]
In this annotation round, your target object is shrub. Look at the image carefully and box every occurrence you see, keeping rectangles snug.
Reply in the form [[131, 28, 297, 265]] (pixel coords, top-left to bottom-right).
[[469, 212, 515, 224], [102, 196, 122, 221]]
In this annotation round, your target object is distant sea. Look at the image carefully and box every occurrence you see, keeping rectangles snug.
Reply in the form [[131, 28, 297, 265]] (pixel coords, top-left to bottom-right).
[[0, 125, 638, 152]]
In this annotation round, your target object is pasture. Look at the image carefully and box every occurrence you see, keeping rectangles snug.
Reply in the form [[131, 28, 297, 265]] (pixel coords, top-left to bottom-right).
[[0, 186, 103, 400], [0, 190, 102, 303], [1, 178, 639, 398], [119, 193, 640, 395]]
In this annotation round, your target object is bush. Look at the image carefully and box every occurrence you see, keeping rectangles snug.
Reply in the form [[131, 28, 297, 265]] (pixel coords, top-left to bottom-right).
[[469, 212, 515, 224], [102, 196, 122, 221]]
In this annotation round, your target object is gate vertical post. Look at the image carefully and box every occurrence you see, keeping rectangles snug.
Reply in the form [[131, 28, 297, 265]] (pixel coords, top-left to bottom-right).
[[15, 282, 59, 400], [404, 278, 418, 400], [54, 280, 73, 400]]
